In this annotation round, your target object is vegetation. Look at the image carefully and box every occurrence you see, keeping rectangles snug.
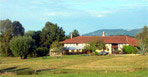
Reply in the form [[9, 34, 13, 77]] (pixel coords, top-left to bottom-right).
[[0, 19, 66, 57], [136, 26, 148, 55], [0, 19, 24, 57], [0, 55, 147, 76], [123, 45, 138, 54], [36, 47, 49, 57], [40, 22, 65, 49], [84, 38, 105, 52], [71, 29, 80, 38], [10, 36, 35, 59], [50, 41, 63, 51], [25, 31, 41, 47]]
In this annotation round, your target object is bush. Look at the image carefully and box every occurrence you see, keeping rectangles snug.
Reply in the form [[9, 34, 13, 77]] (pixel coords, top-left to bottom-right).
[[36, 47, 49, 57], [10, 36, 35, 59], [123, 45, 138, 54]]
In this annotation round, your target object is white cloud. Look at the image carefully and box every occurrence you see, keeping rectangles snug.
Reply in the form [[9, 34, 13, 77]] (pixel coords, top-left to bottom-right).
[[120, 3, 148, 8], [88, 11, 113, 18], [44, 12, 71, 16]]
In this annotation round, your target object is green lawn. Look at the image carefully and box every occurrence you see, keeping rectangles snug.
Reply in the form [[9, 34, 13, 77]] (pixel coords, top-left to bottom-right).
[[0, 54, 148, 77]]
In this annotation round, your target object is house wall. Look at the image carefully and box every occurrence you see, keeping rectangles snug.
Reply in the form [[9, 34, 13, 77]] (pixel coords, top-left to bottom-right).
[[96, 44, 112, 54], [118, 44, 129, 51], [63, 43, 129, 54], [64, 43, 87, 47]]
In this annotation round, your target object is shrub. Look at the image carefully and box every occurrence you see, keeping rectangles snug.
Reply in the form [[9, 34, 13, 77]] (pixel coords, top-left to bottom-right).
[[123, 45, 138, 54], [36, 47, 49, 57], [10, 36, 35, 59]]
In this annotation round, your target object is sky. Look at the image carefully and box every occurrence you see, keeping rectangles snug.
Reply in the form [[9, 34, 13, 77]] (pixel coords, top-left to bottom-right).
[[0, 0, 148, 35]]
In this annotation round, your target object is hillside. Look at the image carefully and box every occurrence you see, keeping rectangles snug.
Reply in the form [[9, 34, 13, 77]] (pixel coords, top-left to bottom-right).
[[83, 29, 142, 36]]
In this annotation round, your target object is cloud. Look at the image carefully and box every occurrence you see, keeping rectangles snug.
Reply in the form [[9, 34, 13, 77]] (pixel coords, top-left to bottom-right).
[[44, 12, 71, 17], [120, 3, 148, 8], [88, 11, 113, 18]]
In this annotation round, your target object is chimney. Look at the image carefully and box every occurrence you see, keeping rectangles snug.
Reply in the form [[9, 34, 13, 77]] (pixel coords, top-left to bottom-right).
[[102, 32, 106, 37], [70, 33, 73, 39]]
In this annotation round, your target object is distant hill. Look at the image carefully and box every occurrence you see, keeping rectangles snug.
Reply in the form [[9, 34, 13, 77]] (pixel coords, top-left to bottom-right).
[[82, 29, 142, 36]]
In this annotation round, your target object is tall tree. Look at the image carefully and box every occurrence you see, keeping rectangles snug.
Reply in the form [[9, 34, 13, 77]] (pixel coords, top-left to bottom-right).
[[10, 36, 35, 59], [0, 19, 13, 56], [12, 21, 24, 36], [0, 19, 25, 56], [40, 22, 65, 49], [84, 37, 105, 52], [25, 31, 41, 47], [71, 29, 80, 38], [136, 26, 148, 54]]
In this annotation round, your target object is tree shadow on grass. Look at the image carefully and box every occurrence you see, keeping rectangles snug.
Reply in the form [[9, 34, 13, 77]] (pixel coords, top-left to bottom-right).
[[0, 67, 57, 75], [0, 67, 31, 74]]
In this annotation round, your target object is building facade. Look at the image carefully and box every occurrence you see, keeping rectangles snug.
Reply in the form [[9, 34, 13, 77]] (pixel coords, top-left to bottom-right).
[[61, 33, 138, 54]]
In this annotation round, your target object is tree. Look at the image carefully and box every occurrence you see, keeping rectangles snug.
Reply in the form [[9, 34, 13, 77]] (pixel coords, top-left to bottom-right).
[[136, 26, 148, 54], [40, 22, 65, 49], [50, 41, 63, 51], [36, 47, 48, 57], [0, 19, 25, 56], [71, 29, 80, 38], [123, 45, 138, 54], [12, 21, 24, 36], [0, 19, 13, 56], [10, 36, 35, 59], [84, 37, 105, 52], [25, 31, 41, 47]]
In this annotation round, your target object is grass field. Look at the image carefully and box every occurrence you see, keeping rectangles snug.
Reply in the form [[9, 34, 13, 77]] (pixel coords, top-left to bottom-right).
[[0, 54, 148, 77]]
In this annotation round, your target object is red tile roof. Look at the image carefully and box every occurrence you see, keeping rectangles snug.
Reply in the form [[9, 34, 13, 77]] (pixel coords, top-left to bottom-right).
[[61, 36, 138, 46]]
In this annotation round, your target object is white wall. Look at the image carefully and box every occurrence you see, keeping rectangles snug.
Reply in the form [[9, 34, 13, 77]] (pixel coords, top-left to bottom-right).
[[64, 43, 87, 47], [118, 44, 129, 51]]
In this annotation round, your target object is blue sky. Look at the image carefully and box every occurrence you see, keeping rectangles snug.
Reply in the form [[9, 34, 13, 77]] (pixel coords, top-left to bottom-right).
[[0, 0, 148, 35]]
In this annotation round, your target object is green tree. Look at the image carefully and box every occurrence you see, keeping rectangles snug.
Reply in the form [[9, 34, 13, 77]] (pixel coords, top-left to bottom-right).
[[71, 29, 80, 38], [12, 21, 24, 36], [10, 36, 35, 59], [36, 47, 48, 57], [0, 19, 25, 56], [25, 31, 41, 47], [84, 37, 105, 52], [50, 41, 63, 51], [40, 22, 65, 49], [136, 26, 148, 54], [0, 19, 14, 56], [123, 45, 138, 54]]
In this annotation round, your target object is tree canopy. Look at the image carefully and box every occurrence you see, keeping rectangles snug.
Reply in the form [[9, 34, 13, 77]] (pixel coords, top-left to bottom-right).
[[71, 29, 80, 38], [25, 31, 41, 47], [136, 26, 148, 54], [0, 19, 25, 56], [84, 37, 105, 52], [10, 36, 35, 59], [40, 22, 65, 49]]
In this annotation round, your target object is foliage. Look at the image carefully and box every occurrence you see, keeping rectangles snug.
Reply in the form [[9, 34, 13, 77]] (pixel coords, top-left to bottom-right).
[[10, 36, 35, 59], [12, 21, 24, 36], [123, 45, 138, 54], [84, 37, 105, 52], [136, 26, 148, 54], [40, 22, 65, 49], [50, 41, 63, 50], [0, 19, 25, 57], [25, 31, 41, 47], [36, 47, 49, 57], [70, 29, 80, 38]]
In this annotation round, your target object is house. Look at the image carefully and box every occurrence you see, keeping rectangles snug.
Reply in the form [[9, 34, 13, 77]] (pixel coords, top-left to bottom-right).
[[61, 32, 138, 54]]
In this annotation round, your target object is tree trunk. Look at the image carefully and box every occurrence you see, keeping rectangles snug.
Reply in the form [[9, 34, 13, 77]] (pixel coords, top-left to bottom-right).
[[23, 55, 27, 59]]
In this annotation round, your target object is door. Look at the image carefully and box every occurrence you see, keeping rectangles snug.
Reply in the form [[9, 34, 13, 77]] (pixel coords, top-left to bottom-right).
[[112, 44, 118, 54]]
